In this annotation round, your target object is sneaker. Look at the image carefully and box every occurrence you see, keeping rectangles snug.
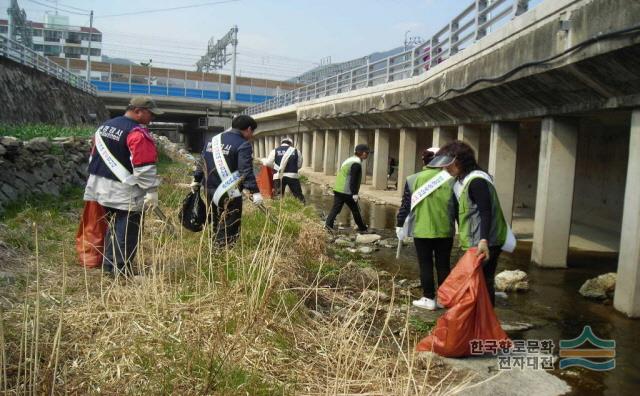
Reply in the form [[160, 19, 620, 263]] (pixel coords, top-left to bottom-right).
[[412, 297, 437, 310], [436, 302, 445, 309]]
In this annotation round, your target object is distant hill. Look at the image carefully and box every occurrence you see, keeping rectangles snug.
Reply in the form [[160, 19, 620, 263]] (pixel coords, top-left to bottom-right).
[[101, 55, 137, 65], [288, 46, 406, 84]]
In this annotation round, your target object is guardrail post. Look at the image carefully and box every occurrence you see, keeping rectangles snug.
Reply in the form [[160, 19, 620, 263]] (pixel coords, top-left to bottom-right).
[[386, 58, 391, 82], [366, 58, 371, 87], [450, 18, 460, 55], [475, 0, 489, 40], [513, 0, 529, 17]]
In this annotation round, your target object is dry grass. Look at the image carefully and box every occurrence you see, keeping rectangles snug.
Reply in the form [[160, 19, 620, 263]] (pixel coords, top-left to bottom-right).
[[0, 156, 473, 395]]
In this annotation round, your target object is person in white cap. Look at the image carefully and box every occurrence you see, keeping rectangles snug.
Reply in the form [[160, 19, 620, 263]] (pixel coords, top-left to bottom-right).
[[396, 147, 456, 310], [262, 137, 305, 203]]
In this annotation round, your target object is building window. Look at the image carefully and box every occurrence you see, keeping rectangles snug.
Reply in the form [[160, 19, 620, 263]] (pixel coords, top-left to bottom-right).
[[32, 28, 42, 37], [33, 44, 44, 51], [43, 45, 61, 56], [0, 26, 8, 34], [90, 48, 101, 56], [44, 30, 62, 42]]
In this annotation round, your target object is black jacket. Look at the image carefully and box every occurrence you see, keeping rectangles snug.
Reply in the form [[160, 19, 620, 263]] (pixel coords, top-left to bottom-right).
[[193, 129, 259, 194]]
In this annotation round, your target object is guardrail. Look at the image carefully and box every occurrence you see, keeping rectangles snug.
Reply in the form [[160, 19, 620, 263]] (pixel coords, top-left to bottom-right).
[[0, 34, 97, 95], [244, 0, 533, 115]]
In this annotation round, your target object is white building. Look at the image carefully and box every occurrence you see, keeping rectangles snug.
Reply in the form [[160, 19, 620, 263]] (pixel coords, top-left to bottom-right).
[[0, 14, 102, 62]]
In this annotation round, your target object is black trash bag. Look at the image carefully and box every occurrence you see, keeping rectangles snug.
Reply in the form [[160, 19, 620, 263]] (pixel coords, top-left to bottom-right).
[[179, 190, 206, 232]]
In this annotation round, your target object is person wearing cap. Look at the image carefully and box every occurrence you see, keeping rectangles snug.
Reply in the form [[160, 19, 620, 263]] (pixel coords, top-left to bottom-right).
[[396, 147, 456, 310], [324, 144, 370, 233], [190, 115, 261, 247], [429, 140, 512, 307], [84, 96, 163, 276], [262, 137, 305, 203]]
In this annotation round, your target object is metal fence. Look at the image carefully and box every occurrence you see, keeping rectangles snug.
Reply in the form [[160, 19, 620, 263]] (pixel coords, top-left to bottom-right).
[[0, 34, 97, 95], [244, 0, 533, 115]]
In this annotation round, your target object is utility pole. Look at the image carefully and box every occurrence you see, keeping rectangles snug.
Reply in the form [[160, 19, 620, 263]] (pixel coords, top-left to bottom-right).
[[86, 10, 93, 82], [230, 25, 237, 102]]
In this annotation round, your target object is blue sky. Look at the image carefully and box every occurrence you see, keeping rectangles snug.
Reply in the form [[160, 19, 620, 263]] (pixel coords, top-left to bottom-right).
[[1, 0, 544, 79]]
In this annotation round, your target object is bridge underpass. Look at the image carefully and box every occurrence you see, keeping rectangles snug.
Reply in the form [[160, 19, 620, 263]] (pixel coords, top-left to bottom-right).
[[247, 0, 640, 317]]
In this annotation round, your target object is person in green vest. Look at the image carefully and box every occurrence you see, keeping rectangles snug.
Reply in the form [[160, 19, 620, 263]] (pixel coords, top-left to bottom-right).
[[324, 144, 370, 233], [428, 140, 510, 307], [396, 147, 456, 310]]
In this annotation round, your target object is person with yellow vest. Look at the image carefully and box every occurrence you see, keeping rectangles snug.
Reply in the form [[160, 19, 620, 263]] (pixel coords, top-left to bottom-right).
[[428, 141, 516, 307], [396, 147, 456, 310], [324, 144, 370, 232]]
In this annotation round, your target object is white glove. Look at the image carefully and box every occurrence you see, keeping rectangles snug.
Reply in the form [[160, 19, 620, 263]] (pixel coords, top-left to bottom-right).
[[190, 181, 201, 193], [144, 191, 158, 210], [396, 226, 405, 241], [352, 195, 359, 202], [252, 192, 263, 205]]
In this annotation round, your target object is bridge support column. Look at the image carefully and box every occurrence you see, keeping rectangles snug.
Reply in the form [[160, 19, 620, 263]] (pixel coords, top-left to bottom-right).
[[432, 126, 456, 148], [398, 128, 417, 192], [458, 125, 481, 159], [532, 117, 578, 268], [302, 132, 312, 168], [312, 130, 325, 172], [614, 110, 640, 318], [323, 130, 338, 175], [372, 129, 390, 190], [337, 129, 352, 169], [488, 122, 519, 225]]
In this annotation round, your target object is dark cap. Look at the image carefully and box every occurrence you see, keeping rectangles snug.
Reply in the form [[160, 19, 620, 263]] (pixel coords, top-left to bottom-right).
[[428, 154, 456, 168], [128, 96, 164, 115], [355, 144, 370, 154]]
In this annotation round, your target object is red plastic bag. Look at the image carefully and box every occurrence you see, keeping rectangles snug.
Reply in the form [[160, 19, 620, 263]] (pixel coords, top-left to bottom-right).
[[75, 201, 107, 268], [416, 248, 510, 357], [256, 165, 274, 198]]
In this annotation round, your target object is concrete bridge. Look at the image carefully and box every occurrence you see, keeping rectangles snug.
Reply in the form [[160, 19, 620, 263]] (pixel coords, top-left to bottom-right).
[[247, 0, 640, 317]]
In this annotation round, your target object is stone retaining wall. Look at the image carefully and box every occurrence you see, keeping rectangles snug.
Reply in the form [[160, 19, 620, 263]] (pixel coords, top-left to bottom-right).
[[0, 136, 90, 214]]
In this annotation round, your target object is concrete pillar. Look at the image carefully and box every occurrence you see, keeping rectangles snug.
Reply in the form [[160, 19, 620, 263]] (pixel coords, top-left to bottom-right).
[[372, 128, 390, 190], [260, 137, 266, 158], [488, 122, 519, 225], [312, 130, 325, 172], [337, 129, 352, 169], [323, 130, 338, 175], [614, 110, 640, 317], [457, 125, 481, 159], [302, 132, 312, 168], [531, 117, 578, 268], [398, 128, 418, 192], [432, 126, 456, 148], [269, 136, 276, 152]]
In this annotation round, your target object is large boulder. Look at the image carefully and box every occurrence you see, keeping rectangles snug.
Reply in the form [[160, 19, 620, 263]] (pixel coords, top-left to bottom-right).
[[495, 270, 530, 292], [355, 234, 382, 244], [24, 137, 51, 152], [579, 273, 616, 299]]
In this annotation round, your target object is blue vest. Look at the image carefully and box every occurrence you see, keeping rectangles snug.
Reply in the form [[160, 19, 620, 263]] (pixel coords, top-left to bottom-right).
[[202, 129, 248, 190], [88, 116, 139, 182], [274, 145, 299, 174]]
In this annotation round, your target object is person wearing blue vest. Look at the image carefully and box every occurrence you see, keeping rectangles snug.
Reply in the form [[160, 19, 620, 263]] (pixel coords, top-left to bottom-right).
[[428, 140, 512, 307], [191, 115, 261, 247], [262, 138, 305, 203], [396, 147, 456, 310], [324, 144, 370, 233], [84, 96, 163, 276]]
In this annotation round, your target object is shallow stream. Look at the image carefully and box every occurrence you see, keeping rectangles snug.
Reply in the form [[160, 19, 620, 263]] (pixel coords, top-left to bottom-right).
[[301, 183, 639, 395]]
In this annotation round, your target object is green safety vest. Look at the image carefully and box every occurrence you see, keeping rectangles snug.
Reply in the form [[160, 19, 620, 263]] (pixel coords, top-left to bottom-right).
[[334, 156, 361, 194], [405, 168, 456, 238], [457, 172, 508, 249]]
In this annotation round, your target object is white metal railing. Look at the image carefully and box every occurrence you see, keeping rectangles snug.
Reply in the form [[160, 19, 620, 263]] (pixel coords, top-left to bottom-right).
[[243, 0, 532, 115], [0, 34, 97, 95]]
